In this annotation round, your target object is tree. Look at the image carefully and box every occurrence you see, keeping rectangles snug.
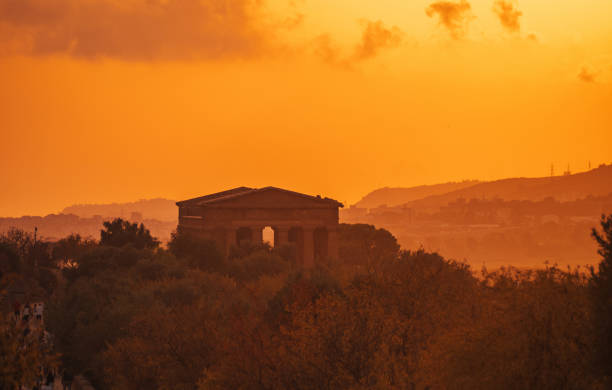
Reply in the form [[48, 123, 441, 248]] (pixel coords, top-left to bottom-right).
[[0, 228, 54, 270], [0, 229, 57, 295], [0, 242, 20, 276], [0, 275, 58, 389], [103, 272, 239, 390], [265, 269, 342, 329], [105, 303, 221, 390], [168, 231, 224, 271], [590, 214, 612, 384], [0, 228, 33, 261], [0, 314, 57, 389], [52, 234, 96, 267], [422, 266, 595, 390], [47, 272, 142, 388], [337, 224, 400, 268], [273, 291, 389, 390], [100, 218, 160, 250], [226, 250, 290, 283]]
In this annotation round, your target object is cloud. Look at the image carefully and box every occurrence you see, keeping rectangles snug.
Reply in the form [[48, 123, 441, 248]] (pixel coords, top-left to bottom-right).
[[0, 0, 274, 61], [282, 13, 304, 30], [353, 20, 402, 61], [313, 21, 402, 67], [425, 0, 472, 39], [578, 67, 596, 83], [493, 0, 522, 33], [313, 34, 342, 65]]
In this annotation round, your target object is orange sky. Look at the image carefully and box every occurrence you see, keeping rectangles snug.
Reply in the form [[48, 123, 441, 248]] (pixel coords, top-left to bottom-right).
[[1, 0, 611, 217]]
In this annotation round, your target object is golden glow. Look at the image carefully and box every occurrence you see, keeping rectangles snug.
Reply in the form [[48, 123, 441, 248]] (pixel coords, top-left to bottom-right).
[[1, 0, 611, 216]]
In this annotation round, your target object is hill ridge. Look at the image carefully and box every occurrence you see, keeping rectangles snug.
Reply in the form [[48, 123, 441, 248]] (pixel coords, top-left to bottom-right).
[[356, 164, 612, 211]]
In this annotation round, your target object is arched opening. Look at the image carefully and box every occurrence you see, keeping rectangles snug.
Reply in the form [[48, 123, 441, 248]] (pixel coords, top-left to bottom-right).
[[236, 227, 252, 247], [262, 226, 274, 247], [314, 227, 328, 261], [289, 227, 304, 264]]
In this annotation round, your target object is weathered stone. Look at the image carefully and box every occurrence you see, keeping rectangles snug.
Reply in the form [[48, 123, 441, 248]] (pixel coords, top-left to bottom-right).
[[176, 187, 342, 266]]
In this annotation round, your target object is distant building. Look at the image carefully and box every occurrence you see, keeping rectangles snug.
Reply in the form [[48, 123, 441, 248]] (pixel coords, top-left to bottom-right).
[[176, 187, 343, 267]]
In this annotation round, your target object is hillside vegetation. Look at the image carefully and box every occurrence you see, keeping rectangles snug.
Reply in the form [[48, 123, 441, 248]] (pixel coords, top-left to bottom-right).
[[1, 218, 611, 389], [355, 181, 479, 208], [357, 164, 612, 212], [344, 164, 612, 268], [62, 198, 177, 222]]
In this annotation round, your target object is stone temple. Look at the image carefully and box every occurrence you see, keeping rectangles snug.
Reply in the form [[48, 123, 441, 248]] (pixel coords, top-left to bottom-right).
[[176, 187, 343, 267]]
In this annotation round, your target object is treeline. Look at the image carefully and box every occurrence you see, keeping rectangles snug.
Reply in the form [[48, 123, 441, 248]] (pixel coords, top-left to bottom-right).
[[355, 193, 612, 227], [433, 193, 612, 225], [348, 194, 612, 267], [402, 221, 598, 267], [0, 213, 176, 243], [1, 218, 612, 389]]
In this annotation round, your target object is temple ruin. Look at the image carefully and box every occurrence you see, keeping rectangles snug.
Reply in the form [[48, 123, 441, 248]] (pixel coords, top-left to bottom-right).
[[176, 187, 343, 267]]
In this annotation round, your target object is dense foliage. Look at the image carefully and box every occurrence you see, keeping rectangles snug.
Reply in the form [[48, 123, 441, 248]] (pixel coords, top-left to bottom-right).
[[0, 241, 58, 390], [2, 217, 612, 389], [100, 219, 160, 250], [590, 214, 612, 382], [0, 310, 57, 389]]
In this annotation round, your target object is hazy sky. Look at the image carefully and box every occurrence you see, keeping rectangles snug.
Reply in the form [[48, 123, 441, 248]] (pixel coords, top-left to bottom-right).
[[1, 0, 611, 217]]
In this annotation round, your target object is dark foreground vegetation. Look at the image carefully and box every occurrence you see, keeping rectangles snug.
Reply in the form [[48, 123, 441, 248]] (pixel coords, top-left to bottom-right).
[[2, 216, 612, 389]]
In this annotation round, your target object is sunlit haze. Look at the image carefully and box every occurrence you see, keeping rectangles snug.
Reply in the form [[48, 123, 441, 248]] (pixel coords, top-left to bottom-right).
[[3, 3, 612, 388], [1, 0, 611, 216]]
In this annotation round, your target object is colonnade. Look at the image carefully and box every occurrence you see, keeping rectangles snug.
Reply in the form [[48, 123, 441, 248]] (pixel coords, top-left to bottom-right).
[[222, 225, 339, 267]]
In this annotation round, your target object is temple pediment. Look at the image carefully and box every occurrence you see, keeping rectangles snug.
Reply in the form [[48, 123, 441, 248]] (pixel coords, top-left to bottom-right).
[[177, 187, 343, 209]]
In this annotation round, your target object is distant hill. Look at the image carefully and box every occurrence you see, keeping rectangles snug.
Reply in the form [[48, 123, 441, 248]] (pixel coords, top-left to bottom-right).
[[355, 181, 480, 209], [0, 214, 176, 242], [400, 164, 612, 212], [62, 198, 177, 222], [346, 165, 612, 269]]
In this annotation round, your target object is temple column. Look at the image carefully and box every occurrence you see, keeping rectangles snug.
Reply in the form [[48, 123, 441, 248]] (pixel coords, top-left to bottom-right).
[[303, 227, 315, 268], [225, 227, 236, 257], [251, 226, 263, 245], [200, 228, 214, 241], [275, 227, 290, 247], [327, 226, 339, 261]]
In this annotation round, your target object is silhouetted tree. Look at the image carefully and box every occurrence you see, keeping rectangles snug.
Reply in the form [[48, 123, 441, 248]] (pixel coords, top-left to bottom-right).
[[424, 266, 594, 390], [62, 246, 146, 282], [100, 218, 159, 250], [168, 231, 224, 271], [0, 228, 33, 261], [0, 228, 53, 269], [0, 242, 20, 276], [0, 229, 58, 296], [226, 250, 290, 283], [52, 233, 96, 267], [43, 223, 606, 389], [27, 240, 53, 269], [590, 214, 612, 384], [0, 311, 58, 389], [338, 224, 400, 267], [265, 269, 342, 329]]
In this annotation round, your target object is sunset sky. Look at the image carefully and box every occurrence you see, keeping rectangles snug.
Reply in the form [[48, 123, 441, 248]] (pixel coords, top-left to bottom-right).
[[1, 0, 611, 217]]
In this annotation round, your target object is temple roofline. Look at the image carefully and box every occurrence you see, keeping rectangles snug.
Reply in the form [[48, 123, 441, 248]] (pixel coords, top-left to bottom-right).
[[176, 186, 343, 208]]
